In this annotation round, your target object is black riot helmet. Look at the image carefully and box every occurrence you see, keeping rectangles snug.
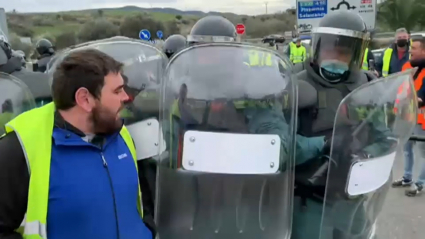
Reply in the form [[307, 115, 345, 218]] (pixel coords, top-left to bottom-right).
[[187, 16, 237, 45], [36, 39, 54, 55], [163, 34, 186, 58], [311, 10, 369, 83]]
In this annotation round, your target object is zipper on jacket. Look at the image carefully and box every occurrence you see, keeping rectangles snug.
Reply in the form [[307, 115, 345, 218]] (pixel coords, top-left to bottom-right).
[[101, 152, 121, 239]]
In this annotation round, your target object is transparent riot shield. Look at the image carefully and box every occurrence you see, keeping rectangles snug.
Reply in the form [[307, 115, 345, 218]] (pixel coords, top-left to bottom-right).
[[47, 39, 168, 161], [156, 43, 297, 239], [0, 72, 36, 134], [318, 70, 417, 239]]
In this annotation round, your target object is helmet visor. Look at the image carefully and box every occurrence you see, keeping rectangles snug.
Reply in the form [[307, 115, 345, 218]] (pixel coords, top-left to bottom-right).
[[311, 27, 369, 71], [187, 35, 236, 45]]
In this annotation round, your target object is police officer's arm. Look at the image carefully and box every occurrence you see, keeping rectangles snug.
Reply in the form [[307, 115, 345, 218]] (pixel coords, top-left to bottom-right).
[[0, 132, 27, 239], [246, 108, 325, 166], [295, 135, 325, 165]]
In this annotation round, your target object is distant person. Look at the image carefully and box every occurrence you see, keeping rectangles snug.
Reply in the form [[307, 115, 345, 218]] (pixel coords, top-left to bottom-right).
[[377, 28, 410, 77], [290, 38, 306, 64], [392, 36, 425, 197], [34, 38, 55, 73]]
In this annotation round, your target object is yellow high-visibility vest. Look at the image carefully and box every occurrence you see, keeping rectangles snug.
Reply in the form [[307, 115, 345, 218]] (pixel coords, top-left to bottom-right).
[[382, 46, 411, 77], [5, 102, 142, 239], [246, 50, 273, 67], [290, 46, 306, 64], [362, 48, 369, 70]]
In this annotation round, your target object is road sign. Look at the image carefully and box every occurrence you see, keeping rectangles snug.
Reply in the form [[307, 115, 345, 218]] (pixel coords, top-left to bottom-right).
[[139, 29, 151, 41], [156, 30, 163, 39], [296, 0, 377, 33], [236, 24, 245, 35]]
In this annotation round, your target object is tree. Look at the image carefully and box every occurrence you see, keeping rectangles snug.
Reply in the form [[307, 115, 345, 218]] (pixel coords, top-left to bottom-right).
[[377, 0, 425, 32], [175, 15, 182, 20], [55, 32, 77, 49], [8, 23, 34, 37], [120, 14, 164, 39], [165, 20, 180, 37], [8, 33, 32, 57], [241, 17, 247, 24], [78, 19, 119, 42], [98, 9, 104, 17]]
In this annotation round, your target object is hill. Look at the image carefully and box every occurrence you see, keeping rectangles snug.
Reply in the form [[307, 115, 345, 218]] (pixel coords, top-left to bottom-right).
[[5, 5, 296, 57], [6, 5, 295, 39]]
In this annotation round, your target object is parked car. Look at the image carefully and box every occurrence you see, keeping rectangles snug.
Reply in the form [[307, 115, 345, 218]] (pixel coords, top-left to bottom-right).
[[262, 34, 286, 44]]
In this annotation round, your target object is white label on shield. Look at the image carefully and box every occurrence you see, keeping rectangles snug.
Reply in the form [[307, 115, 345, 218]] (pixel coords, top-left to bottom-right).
[[346, 152, 396, 196], [181, 131, 281, 174], [126, 118, 166, 161]]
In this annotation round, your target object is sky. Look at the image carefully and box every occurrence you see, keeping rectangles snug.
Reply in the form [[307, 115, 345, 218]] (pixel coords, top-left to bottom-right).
[[2, 0, 294, 15]]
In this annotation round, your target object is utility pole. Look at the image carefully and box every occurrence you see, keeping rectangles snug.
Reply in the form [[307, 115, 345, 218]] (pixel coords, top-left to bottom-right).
[[265, 2, 268, 14]]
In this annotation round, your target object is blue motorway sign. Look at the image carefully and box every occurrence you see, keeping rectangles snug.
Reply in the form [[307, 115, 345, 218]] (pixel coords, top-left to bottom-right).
[[298, 0, 327, 19], [139, 29, 151, 41], [156, 30, 163, 39]]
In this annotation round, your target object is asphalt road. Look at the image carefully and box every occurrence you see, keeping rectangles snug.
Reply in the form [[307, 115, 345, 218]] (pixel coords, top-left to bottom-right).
[[375, 147, 425, 239]]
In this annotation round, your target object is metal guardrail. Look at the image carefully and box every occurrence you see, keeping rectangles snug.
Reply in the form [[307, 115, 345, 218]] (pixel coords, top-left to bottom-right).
[[410, 136, 425, 142]]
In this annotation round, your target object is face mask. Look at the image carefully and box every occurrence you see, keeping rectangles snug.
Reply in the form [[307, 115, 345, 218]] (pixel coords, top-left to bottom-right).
[[319, 60, 349, 83], [397, 39, 408, 47]]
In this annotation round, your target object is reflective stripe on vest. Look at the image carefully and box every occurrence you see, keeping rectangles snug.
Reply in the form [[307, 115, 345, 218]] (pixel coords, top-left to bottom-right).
[[5, 102, 142, 239], [382, 48, 393, 77], [362, 48, 369, 70]]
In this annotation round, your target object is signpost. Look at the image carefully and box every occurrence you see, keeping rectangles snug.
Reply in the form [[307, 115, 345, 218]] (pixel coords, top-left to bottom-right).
[[296, 0, 377, 33], [156, 30, 163, 39], [236, 24, 245, 35], [139, 29, 151, 41]]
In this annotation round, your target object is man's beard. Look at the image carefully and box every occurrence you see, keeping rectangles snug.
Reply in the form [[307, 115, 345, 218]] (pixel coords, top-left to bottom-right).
[[91, 103, 123, 134]]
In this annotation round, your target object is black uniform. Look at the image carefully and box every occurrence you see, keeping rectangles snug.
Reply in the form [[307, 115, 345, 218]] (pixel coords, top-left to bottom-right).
[[292, 10, 378, 239]]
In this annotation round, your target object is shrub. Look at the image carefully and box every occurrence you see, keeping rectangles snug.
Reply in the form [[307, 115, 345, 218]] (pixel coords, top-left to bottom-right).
[[78, 19, 120, 42]]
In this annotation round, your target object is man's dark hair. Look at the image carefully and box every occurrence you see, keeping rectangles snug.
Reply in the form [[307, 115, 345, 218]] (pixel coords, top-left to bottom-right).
[[52, 49, 123, 110]]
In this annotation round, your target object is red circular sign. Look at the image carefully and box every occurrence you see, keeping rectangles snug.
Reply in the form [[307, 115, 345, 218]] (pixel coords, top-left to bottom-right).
[[236, 24, 245, 35]]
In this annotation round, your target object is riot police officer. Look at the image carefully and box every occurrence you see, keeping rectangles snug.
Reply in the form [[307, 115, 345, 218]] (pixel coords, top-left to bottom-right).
[[0, 38, 51, 107], [153, 15, 328, 239], [163, 34, 186, 58], [291, 10, 392, 239], [34, 38, 55, 72]]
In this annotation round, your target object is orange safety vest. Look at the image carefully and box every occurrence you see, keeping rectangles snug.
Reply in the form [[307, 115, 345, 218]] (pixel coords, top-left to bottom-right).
[[401, 62, 425, 128]]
